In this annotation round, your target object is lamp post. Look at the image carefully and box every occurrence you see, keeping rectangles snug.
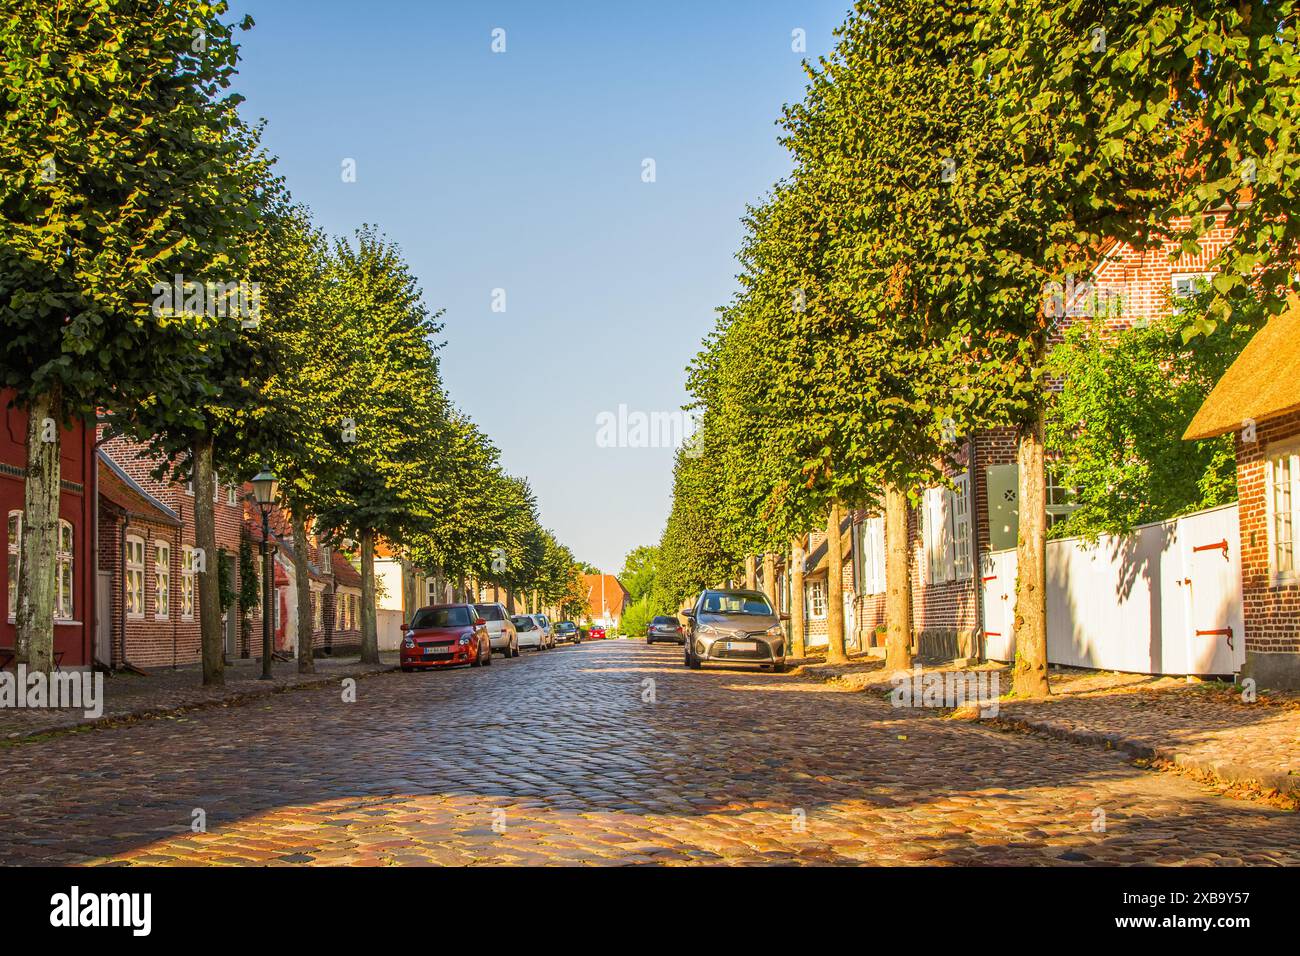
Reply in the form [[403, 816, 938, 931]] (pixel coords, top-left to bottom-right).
[[251, 469, 279, 680]]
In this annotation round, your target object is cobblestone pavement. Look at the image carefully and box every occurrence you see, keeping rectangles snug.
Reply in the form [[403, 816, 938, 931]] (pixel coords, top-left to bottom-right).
[[797, 655, 1300, 799], [0, 641, 1296, 866]]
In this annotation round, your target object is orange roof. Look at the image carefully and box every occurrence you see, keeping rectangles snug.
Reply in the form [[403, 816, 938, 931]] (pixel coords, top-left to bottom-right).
[[1184, 297, 1300, 440], [582, 573, 629, 613]]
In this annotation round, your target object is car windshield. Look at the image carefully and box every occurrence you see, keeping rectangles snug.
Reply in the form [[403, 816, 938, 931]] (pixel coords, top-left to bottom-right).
[[557, 622, 575, 631], [511, 616, 535, 631], [699, 590, 774, 616], [651, 616, 675, 625], [474, 604, 504, 621], [411, 606, 472, 629]]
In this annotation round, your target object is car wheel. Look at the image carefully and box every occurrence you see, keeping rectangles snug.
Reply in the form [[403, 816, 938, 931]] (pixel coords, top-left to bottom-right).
[[647, 637, 654, 645], [482, 641, 492, 666], [772, 661, 786, 674], [401, 666, 413, 673], [686, 649, 701, 670], [511, 641, 520, 658], [470, 648, 482, 668]]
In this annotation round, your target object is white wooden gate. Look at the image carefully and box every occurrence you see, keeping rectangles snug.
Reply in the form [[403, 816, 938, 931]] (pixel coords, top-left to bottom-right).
[[980, 504, 1244, 677]]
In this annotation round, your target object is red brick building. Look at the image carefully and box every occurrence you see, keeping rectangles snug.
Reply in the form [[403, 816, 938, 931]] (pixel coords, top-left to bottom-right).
[[0, 390, 97, 668], [97, 431, 246, 668], [1185, 300, 1300, 688]]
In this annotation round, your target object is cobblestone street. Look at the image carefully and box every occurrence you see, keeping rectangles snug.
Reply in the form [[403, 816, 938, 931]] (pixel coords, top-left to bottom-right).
[[1, 641, 1296, 866]]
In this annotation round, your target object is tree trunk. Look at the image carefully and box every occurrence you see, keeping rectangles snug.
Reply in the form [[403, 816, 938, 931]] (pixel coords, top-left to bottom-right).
[[744, 554, 757, 591], [193, 434, 223, 686], [1013, 404, 1051, 697], [15, 385, 62, 673], [359, 529, 380, 664], [825, 501, 848, 664], [884, 483, 914, 673], [789, 535, 806, 659], [761, 552, 776, 607], [291, 504, 314, 674]]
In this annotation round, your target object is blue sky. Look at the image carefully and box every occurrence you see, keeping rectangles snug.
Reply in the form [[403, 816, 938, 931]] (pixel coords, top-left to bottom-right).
[[226, 0, 849, 573]]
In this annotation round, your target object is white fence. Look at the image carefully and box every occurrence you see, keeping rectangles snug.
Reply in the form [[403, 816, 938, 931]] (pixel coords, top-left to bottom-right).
[[982, 503, 1244, 677]]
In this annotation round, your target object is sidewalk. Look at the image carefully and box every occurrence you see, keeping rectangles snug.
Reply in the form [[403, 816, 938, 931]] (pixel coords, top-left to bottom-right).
[[793, 652, 1300, 804], [0, 654, 398, 741]]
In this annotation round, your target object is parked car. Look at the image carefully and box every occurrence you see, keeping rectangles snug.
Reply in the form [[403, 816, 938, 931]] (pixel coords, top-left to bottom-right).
[[474, 602, 519, 658], [586, 624, 607, 640], [511, 613, 555, 650], [682, 589, 787, 672], [400, 604, 493, 671], [646, 615, 684, 645], [554, 621, 580, 643]]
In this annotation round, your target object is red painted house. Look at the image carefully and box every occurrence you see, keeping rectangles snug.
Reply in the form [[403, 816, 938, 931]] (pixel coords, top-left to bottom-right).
[[1, 389, 97, 668]]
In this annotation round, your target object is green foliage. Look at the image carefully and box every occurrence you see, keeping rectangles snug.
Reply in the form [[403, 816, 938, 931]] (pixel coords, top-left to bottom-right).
[[618, 545, 659, 604], [619, 594, 657, 638], [238, 534, 260, 614], [217, 548, 236, 613], [1045, 299, 1263, 539]]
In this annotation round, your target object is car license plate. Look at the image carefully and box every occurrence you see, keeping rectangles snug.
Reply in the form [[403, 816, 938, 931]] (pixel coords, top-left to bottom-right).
[[726, 641, 758, 652], [424, 646, 451, 656]]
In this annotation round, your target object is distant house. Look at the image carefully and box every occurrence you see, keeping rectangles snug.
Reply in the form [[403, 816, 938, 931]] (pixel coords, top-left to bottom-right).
[[1185, 298, 1300, 688], [581, 573, 629, 629]]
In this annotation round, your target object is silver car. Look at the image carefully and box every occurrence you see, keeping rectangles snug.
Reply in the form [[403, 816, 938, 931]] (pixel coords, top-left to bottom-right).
[[474, 603, 519, 657], [682, 589, 787, 672]]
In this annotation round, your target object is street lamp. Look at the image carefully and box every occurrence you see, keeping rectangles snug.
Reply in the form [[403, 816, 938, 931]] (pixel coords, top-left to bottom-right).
[[251, 469, 279, 680]]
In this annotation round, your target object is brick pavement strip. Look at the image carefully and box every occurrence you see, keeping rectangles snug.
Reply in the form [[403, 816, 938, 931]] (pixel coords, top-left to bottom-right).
[[795, 655, 1300, 802], [0, 641, 1296, 866]]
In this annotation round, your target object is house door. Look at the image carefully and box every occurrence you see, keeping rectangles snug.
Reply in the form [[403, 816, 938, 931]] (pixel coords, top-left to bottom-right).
[[981, 550, 1017, 662], [224, 610, 237, 659], [95, 571, 113, 665]]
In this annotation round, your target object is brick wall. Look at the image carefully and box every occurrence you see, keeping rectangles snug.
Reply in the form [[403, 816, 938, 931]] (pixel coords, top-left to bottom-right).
[[1236, 409, 1300, 657]]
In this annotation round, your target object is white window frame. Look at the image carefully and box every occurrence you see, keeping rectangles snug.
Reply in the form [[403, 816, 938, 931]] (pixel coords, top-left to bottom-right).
[[807, 580, 827, 620], [854, 516, 886, 596], [952, 475, 973, 580], [181, 546, 196, 620], [923, 486, 956, 584], [1045, 466, 1079, 530], [1171, 272, 1214, 299], [226, 484, 238, 507], [154, 541, 170, 620], [125, 535, 145, 619], [53, 520, 74, 622], [6, 511, 21, 622], [1264, 440, 1300, 587]]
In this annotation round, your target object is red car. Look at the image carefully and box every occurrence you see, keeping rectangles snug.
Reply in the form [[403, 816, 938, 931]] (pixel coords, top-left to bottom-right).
[[400, 603, 493, 671], [586, 625, 607, 640]]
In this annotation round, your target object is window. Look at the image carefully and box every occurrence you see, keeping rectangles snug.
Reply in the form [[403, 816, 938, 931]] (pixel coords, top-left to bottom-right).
[[181, 547, 196, 619], [922, 486, 956, 584], [807, 580, 826, 620], [125, 536, 145, 618], [1171, 273, 1213, 298], [53, 520, 74, 620], [952, 475, 973, 579], [427, 578, 439, 606], [351, 594, 358, 630], [226, 484, 238, 507], [6, 511, 20, 621], [1265, 446, 1300, 583], [1046, 467, 1079, 530], [313, 590, 323, 630], [854, 516, 887, 595], [154, 542, 170, 619]]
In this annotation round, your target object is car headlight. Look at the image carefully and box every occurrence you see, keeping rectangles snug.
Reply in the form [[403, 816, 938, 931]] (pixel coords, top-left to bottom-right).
[[766, 623, 784, 639], [458, 634, 472, 645], [402, 635, 415, 649], [697, 624, 720, 638]]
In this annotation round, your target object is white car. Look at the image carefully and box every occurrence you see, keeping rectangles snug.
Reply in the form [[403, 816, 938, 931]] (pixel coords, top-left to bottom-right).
[[511, 613, 555, 650], [475, 603, 519, 657]]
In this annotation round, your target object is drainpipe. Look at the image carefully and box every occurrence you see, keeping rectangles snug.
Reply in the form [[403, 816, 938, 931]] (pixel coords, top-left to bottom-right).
[[967, 435, 985, 662]]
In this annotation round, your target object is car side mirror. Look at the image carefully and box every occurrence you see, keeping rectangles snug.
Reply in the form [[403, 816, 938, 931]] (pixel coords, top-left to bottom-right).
[[780, 612, 790, 621], [400, 622, 408, 631], [683, 610, 696, 620]]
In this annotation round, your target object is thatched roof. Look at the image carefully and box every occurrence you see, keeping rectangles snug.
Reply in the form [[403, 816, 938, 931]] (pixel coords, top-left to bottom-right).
[[1184, 297, 1300, 441]]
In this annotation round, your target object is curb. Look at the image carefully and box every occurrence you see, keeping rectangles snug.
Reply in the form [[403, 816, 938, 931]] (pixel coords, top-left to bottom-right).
[[2, 665, 399, 743]]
